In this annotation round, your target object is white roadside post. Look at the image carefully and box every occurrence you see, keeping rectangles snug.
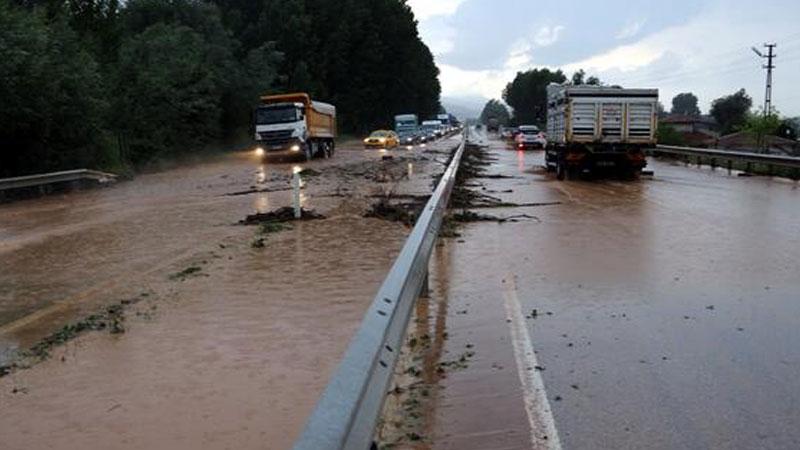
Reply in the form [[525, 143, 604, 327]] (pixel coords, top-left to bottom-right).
[[293, 171, 301, 219]]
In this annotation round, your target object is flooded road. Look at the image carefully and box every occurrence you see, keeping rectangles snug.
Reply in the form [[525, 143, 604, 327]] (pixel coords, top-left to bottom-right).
[[0, 136, 460, 449], [423, 132, 800, 449]]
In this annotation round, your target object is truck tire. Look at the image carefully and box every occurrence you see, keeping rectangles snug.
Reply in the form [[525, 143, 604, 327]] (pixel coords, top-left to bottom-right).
[[321, 141, 331, 159], [556, 160, 566, 180], [567, 167, 580, 180], [303, 143, 312, 161]]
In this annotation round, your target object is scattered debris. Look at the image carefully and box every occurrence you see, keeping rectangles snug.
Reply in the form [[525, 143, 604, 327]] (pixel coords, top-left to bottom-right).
[[240, 206, 324, 225], [224, 186, 291, 197], [298, 168, 321, 177], [365, 195, 426, 227], [451, 210, 540, 223], [168, 266, 203, 281]]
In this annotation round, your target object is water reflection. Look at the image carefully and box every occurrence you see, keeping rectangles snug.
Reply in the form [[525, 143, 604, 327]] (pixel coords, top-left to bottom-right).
[[254, 195, 270, 213]]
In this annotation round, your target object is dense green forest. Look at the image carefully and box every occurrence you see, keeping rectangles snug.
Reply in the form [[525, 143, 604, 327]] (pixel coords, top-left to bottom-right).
[[0, 0, 441, 177]]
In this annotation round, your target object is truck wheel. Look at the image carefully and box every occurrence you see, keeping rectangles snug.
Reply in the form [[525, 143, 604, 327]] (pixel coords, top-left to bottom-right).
[[303, 144, 312, 161], [321, 142, 331, 159], [556, 161, 566, 180], [567, 167, 580, 180]]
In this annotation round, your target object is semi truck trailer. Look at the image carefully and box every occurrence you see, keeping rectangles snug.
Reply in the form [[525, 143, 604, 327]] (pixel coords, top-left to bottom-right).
[[254, 93, 336, 161], [545, 84, 658, 179]]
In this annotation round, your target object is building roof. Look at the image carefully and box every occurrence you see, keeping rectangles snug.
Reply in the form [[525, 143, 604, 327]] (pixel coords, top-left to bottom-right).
[[681, 132, 718, 147]]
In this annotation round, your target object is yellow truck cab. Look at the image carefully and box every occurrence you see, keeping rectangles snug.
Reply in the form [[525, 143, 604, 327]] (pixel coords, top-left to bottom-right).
[[254, 93, 337, 160]]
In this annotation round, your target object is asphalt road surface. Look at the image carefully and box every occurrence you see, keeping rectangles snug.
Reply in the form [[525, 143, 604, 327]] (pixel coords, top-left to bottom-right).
[[424, 132, 800, 449]]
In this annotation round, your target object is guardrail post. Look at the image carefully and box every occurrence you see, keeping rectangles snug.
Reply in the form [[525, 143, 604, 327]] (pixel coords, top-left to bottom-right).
[[292, 172, 301, 219], [710, 158, 716, 170], [728, 160, 733, 175], [746, 162, 752, 174]]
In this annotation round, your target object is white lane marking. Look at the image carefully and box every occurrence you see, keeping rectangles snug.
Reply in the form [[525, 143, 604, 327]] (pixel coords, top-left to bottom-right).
[[502, 274, 563, 450]]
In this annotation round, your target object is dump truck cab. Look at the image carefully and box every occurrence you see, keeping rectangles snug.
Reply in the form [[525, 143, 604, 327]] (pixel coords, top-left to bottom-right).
[[254, 93, 336, 161]]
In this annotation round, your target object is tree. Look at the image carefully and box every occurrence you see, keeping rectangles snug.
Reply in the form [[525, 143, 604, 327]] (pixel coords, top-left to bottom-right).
[[656, 124, 685, 146], [710, 89, 752, 134], [571, 69, 585, 85], [742, 111, 781, 151], [656, 102, 667, 118], [1, 0, 441, 176], [671, 92, 701, 116], [479, 99, 510, 126], [571, 69, 601, 86], [503, 68, 567, 126], [0, 1, 117, 177], [112, 23, 230, 163], [776, 119, 798, 141]]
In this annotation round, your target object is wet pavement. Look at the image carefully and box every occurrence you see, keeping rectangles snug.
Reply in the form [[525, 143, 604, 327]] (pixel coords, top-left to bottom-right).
[[0, 136, 460, 449], [423, 131, 800, 449]]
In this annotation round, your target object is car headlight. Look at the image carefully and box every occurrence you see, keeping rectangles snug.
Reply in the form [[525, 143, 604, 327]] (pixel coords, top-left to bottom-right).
[[255, 147, 265, 156], [379, 138, 386, 143], [290, 145, 301, 152]]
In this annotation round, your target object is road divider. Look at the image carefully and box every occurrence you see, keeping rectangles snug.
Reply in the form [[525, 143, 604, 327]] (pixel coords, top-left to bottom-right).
[[292, 132, 467, 450]]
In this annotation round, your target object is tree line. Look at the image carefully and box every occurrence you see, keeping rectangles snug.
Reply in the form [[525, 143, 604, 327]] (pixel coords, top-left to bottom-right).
[[0, 0, 441, 177], [480, 68, 601, 128]]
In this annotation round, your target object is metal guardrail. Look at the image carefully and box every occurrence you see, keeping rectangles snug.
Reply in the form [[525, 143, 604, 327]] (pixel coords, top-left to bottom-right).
[[0, 169, 118, 192], [293, 133, 467, 450], [652, 145, 800, 170]]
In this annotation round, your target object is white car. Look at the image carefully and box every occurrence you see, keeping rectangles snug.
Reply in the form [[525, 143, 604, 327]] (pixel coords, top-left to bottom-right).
[[515, 125, 547, 150]]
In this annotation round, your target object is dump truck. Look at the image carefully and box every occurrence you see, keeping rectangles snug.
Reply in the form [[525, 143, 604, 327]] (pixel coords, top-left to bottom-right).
[[545, 84, 658, 179], [254, 93, 336, 160]]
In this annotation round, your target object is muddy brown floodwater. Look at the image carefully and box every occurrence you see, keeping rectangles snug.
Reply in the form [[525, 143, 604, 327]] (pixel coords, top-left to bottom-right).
[[0, 136, 461, 450], [406, 130, 800, 450]]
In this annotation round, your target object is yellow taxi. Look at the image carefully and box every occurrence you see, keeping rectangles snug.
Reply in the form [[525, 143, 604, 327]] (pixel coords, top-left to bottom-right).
[[363, 130, 399, 149]]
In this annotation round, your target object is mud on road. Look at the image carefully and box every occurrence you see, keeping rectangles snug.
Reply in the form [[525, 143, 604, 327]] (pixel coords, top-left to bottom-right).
[[0, 136, 461, 450]]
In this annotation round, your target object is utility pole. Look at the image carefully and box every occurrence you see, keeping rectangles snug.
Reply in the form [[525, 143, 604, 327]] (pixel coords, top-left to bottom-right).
[[752, 43, 777, 117]]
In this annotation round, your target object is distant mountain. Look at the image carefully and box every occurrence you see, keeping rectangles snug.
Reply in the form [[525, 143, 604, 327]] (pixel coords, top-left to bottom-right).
[[441, 96, 487, 121]]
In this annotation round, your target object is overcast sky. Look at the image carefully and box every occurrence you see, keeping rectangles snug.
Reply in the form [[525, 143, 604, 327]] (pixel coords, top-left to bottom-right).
[[408, 0, 800, 117]]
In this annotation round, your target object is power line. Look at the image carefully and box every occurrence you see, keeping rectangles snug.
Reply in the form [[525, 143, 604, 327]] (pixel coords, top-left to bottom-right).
[[603, 32, 800, 88], [612, 40, 800, 87]]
